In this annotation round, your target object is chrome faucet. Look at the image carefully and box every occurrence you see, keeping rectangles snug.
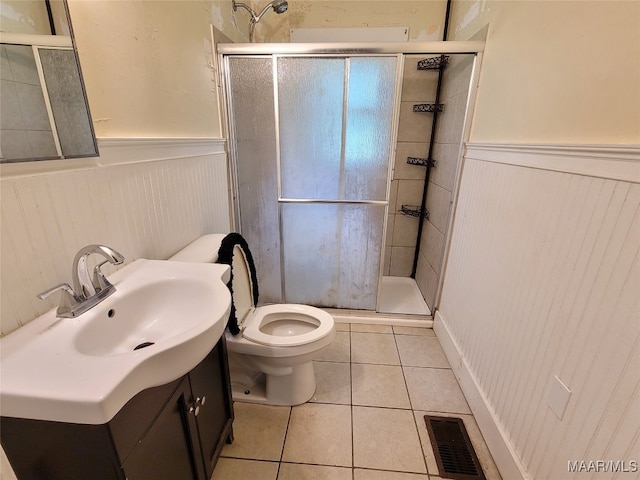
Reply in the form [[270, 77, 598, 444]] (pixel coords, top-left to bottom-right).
[[72, 245, 125, 298], [38, 244, 125, 318]]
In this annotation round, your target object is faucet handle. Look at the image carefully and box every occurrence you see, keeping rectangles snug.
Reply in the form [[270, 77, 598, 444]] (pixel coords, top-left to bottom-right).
[[92, 260, 114, 293], [37, 283, 81, 318], [38, 283, 77, 301]]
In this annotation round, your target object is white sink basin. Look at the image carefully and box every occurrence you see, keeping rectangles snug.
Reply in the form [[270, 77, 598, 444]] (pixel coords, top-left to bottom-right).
[[0, 259, 231, 425], [74, 277, 223, 357]]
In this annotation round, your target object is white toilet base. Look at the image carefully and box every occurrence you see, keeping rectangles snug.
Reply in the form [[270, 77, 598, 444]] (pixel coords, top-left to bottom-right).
[[230, 361, 317, 406]]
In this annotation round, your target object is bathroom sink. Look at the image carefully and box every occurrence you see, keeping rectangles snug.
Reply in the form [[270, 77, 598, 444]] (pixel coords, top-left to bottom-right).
[[0, 259, 231, 425], [74, 277, 223, 356]]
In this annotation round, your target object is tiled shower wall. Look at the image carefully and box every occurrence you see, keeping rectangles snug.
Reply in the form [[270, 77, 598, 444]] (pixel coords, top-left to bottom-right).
[[414, 54, 475, 307], [0, 139, 230, 336], [384, 56, 437, 276]]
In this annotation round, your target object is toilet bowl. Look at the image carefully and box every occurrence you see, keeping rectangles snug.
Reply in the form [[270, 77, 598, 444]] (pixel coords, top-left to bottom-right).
[[170, 234, 335, 405]]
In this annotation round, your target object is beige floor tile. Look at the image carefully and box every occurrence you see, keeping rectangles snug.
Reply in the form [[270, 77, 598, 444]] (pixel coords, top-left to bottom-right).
[[354, 469, 429, 479], [353, 406, 427, 473], [334, 322, 350, 332], [351, 323, 393, 333], [278, 463, 352, 480], [351, 332, 400, 365], [315, 331, 350, 363], [413, 411, 502, 480], [351, 363, 410, 409], [221, 403, 290, 461], [403, 367, 471, 414], [393, 326, 435, 336], [211, 458, 278, 480], [396, 335, 450, 368], [282, 403, 352, 467], [310, 361, 351, 405]]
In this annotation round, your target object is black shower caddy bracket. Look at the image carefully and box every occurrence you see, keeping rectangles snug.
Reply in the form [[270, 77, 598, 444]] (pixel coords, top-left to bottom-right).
[[417, 55, 450, 71], [413, 103, 445, 113], [401, 205, 429, 219], [407, 157, 437, 168]]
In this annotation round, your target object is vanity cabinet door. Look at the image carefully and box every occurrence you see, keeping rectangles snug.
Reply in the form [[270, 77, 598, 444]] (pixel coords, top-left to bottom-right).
[[188, 337, 234, 479], [121, 377, 200, 480]]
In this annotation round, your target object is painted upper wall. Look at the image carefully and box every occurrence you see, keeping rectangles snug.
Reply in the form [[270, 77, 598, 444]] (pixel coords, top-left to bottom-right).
[[67, 0, 224, 138], [449, 0, 640, 144], [253, 0, 447, 42], [16, 0, 638, 144], [1, 1, 52, 34]]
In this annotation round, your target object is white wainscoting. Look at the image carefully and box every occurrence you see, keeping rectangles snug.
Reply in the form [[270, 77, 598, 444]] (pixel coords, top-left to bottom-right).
[[436, 143, 639, 479], [0, 138, 230, 336]]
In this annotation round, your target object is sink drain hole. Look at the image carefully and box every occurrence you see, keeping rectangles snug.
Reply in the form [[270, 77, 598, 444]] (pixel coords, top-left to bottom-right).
[[133, 342, 155, 351]]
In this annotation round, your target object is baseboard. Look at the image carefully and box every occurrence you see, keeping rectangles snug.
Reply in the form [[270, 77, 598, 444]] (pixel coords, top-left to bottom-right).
[[434, 310, 529, 480]]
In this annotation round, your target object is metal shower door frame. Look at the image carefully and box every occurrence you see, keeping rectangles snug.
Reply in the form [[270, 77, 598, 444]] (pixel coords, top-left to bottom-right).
[[218, 42, 484, 311]]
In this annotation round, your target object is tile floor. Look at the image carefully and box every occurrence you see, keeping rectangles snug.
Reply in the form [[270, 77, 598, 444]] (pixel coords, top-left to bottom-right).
[[211, 323, 501, 480]]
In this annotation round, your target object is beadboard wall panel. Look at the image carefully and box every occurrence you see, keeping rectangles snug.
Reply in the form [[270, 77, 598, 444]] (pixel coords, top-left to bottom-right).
[[0, 139, 230, 336], [436, 144, 640, 479]]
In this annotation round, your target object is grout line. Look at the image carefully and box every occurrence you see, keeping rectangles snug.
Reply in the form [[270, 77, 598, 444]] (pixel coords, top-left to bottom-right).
[[350, 329, 355, 478], [395, 332, 415, 411], [278, 405, 293, 472], [394, 331, 431, 476]]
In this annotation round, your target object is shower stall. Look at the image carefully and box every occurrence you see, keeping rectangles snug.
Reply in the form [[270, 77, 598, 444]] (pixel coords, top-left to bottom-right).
[[219, 42, 482, 318]]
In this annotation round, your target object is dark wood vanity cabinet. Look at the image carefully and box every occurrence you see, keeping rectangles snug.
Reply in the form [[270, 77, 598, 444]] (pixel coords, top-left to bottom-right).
[[1, 337, 234, 480]]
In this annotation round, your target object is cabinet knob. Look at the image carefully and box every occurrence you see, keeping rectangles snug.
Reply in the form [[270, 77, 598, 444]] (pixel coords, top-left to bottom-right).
[[196, 396, 206, 406], [189, 405, 200, 416]]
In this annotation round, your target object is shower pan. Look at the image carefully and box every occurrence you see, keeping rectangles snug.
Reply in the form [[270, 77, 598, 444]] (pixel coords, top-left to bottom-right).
[[218, 42, 483, 317]]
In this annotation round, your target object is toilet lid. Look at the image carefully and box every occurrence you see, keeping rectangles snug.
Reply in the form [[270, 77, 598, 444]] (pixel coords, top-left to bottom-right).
[[215, 233, 260, 333], [230, 245, 255, 329]]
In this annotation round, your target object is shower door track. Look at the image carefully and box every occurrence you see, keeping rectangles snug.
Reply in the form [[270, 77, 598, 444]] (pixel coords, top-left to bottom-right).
[[279, 199, 387, 205], [217, 41, 485, 56]]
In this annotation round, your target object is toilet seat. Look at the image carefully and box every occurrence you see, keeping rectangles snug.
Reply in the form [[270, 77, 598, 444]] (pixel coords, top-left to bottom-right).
[[219, 238, 332, 349], [243, 304, 334, 347]]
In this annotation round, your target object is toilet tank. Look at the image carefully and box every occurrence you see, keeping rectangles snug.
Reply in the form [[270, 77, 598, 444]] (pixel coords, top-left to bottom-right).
[[169, 234, 228, 263], [170, 234, 255, 329]]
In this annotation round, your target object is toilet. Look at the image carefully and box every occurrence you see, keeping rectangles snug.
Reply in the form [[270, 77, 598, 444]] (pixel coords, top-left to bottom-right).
[[170, 234, 336, 406]]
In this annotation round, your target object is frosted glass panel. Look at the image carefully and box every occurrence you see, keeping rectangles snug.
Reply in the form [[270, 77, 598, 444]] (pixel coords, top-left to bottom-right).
[[228, 57, 281, 303], [39, 49, 96, 158], [282, 203, 385, 309], [344, 57, 397, 201], [278, 57, 397, 201], [278, 57, 345, 200]]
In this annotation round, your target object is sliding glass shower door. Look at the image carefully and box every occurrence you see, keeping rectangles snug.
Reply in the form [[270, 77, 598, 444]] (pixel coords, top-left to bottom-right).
[[225, 54, 400, 310]]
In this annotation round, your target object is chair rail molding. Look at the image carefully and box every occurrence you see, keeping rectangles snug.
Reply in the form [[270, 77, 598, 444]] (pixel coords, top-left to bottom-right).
[[464, 143, 639, 183]]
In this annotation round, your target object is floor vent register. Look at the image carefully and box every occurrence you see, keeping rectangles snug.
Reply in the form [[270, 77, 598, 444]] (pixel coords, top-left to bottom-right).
[[424, 415, 486, 480]]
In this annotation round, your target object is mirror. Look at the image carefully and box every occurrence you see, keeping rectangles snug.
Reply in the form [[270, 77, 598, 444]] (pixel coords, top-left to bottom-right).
[[0, 0, 98, 163]]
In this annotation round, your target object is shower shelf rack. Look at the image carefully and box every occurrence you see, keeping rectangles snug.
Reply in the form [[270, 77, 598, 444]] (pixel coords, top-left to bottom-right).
[[401, 205, 429, 219], [417, 55, 450, 70], [407, 157, 437, 168], [413, 103, 445, 113]]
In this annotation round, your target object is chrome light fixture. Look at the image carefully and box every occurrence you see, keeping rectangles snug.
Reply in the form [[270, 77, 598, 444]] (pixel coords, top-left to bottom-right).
[[232, 0, 289, 42]]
